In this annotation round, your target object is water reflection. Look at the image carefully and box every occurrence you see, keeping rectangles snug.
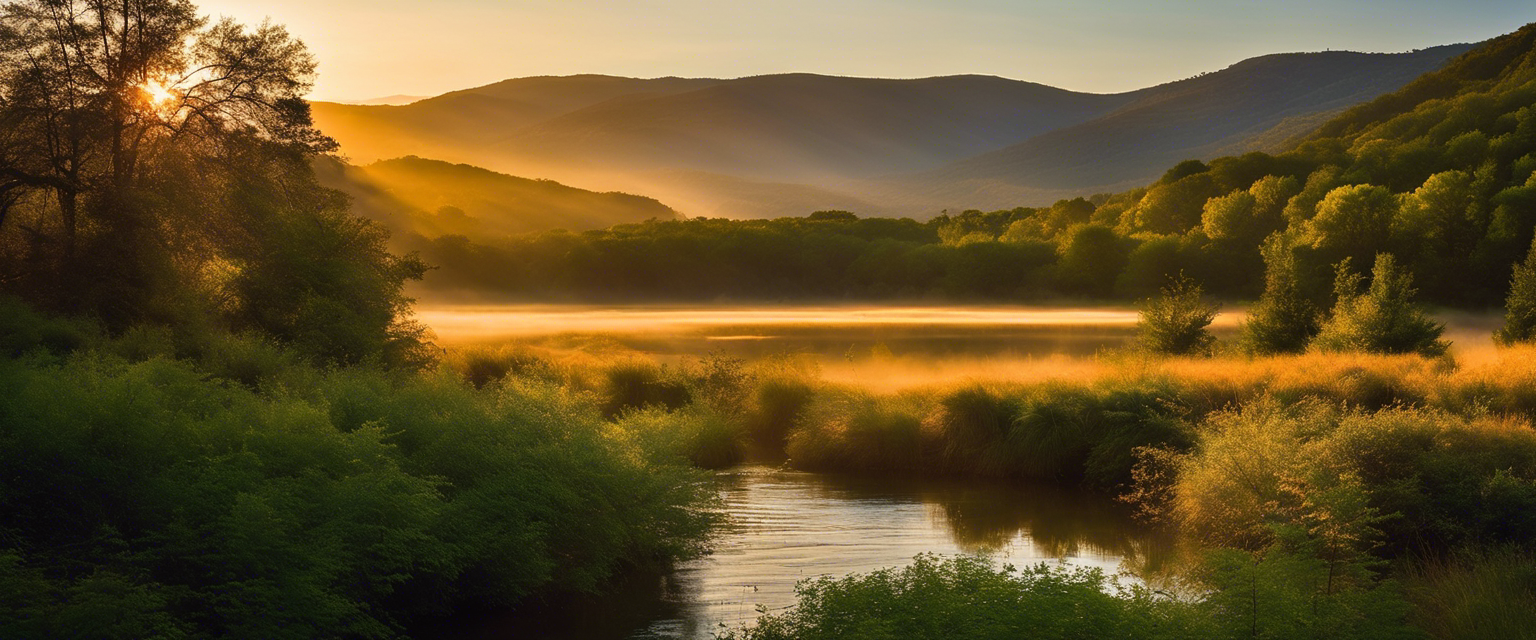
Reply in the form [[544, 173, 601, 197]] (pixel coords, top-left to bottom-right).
[[624, 465, 1171, 639]]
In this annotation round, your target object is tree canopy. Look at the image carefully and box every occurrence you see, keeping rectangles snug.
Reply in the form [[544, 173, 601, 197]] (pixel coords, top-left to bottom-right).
[[0, 0, 426, 366]]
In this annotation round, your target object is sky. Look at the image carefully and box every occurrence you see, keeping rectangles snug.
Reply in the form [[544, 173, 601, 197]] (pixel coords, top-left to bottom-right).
[[196, 0, 1536, 102]]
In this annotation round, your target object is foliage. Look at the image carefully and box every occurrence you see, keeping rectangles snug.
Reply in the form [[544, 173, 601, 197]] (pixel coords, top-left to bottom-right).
[[1407, 547, 1536, 640], [1167, 400, 1536, 556], [1312, 254, 1448, 356], [0, 0, 427, 368], [718, 554, 1212, 640], [721, 550, 1417, 640], [1495, 236, 1536, 345], [385, 23, 1536, 313], [1244, 234, 1322, 354], [0, 323, 719, 637], [1136, 273, 1220, 356]]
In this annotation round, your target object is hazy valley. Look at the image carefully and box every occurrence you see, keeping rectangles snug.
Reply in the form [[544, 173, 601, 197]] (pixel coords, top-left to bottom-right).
[[314, 44, 1472, 218]]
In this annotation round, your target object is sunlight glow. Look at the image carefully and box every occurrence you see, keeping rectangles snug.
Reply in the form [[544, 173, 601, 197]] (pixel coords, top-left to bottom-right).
[[142, 81, 176, 106]]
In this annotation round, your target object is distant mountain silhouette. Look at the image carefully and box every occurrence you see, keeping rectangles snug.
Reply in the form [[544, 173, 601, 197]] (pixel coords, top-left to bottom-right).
[[315, 156, 677, 241], [921, 45, 1475, 201], [337, 94, 429, 106], [310, 45, 1474, 217]]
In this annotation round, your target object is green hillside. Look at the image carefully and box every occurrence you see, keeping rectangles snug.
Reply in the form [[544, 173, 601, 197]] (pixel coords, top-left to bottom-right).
[[316, 156, 678, 240]]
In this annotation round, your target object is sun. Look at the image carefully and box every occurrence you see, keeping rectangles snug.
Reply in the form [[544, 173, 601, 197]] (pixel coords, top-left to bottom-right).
[[142, 81, 176, 106]]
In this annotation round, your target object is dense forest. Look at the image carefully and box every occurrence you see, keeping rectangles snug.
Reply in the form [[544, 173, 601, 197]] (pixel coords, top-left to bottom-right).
[[405, 23, 1536, 307]]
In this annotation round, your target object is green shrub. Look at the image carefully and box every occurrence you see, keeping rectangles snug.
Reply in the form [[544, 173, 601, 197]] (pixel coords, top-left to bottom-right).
[[1244, 234, 1322, 354], [1166, 400, 1536, 555], [746, 376, 817, 450], [0, 296, 95, 359], [928, 385, 1019, 473], [0, 346, 720, 636], [718, 554, 1212, 640], [1135, 273, 1220, 356], [787, 391, 927, 471], [600, 360, 692, 418], [1313, 254, 1448, 356], [453, 345, 558, 389], [617, 406, 745, 468], [1495, 237, 1536, 345], [1199, 545, 1418, 640]]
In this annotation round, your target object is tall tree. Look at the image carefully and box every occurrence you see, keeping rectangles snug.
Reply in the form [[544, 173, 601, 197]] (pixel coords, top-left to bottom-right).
[[0, 0, 333, 314], [0, 0, 427, 366], [1243, 234, 1321, 354], [1495, 236, 1536, 346]]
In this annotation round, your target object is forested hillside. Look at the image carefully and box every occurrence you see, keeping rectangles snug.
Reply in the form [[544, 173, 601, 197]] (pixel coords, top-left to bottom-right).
[[403, 24, 1536, 307]]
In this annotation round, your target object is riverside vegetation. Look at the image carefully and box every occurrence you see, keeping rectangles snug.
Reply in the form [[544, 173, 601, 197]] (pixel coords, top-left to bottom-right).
[[448, 330, 1536, 639], [1, 1, 1535, 639]]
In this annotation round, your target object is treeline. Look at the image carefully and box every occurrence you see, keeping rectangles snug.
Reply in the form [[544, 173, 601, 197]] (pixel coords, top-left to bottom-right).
[[410, 23, 1536, 308]]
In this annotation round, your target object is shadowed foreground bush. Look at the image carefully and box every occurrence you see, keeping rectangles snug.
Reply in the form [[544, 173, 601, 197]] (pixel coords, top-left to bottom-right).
[[718, 554, 1211, 640], [0, 322, 721, 638], [720, 551, 1424, 640]]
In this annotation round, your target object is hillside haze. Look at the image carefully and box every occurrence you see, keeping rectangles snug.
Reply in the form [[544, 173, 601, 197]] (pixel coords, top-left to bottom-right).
[[313, 45, 1472, 218], [315, 156, 678, 242], [923, 45, 1475, 198]]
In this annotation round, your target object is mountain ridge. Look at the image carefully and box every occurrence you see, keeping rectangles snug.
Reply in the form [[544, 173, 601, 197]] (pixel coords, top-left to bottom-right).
[[310, 43, 1477, 217]]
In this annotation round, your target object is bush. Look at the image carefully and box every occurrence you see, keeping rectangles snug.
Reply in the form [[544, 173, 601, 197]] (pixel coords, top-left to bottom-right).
[[718, 554, 1211, 640], [1136, 273, 1220, 356], [1164, 400, 1536, 555], [1312, 254, 1448, 356], [0, 346, 720, 637], [1244, 235, 1321, 354], [616, 406, 745, 468], [600, 360, 692, 418], [745, 375, 818, 450], [787, 391, 927, 472], [1495, 237, 1536, 345]]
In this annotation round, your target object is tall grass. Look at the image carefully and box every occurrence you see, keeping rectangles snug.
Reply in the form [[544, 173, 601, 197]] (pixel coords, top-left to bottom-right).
[[1407, 547, 1536, 640]]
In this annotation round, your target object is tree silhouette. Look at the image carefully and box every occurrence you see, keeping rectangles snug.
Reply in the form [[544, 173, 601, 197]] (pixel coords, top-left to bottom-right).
[[0, 0, 334, 314]]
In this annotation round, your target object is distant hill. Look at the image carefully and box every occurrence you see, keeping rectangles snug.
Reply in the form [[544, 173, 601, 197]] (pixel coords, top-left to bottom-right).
[[311, 76, 722, 165], [336, 94, 429, 106], [315, 156, 678, 241], [311, 46, 1473, 217], [922, 45, 1474, 197], [395, 22, 1536, 308]]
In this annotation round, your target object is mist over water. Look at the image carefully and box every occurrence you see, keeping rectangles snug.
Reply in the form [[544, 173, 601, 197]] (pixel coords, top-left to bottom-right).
[[419, 303, 1502, 391], [420, 304, 1241, 390]]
